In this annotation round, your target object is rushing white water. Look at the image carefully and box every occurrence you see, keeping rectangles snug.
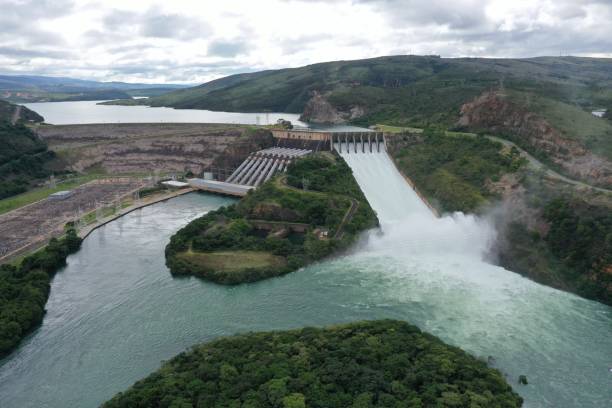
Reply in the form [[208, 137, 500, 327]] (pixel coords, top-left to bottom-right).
[[337, 143, 612, 407]]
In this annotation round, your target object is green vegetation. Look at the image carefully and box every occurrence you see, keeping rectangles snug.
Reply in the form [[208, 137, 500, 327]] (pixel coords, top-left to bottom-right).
[[177, 250, 287, 276], [499, 195, 612, 306], [45, 89, 132, 102], [391, 129, 525, 213], [0, 173, 102, 215], [0, 121, 57, 200], [0, 100, 44, 123], [542, 198, 611, 304], [104, 320, 522, 408], [98, 98, 144, 106], [165, 153, 377, 284], [0, 229, 82, 357], [135, 56, 612, 128], [505, 91, 612, 161]]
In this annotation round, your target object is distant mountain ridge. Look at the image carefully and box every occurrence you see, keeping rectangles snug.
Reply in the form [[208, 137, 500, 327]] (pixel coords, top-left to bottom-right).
[[0, 74, 192, 102], [0, 74, 189, 92]]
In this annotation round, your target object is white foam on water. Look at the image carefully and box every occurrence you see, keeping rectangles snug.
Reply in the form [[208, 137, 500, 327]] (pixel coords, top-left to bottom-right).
[[336, 143, 612, 407]]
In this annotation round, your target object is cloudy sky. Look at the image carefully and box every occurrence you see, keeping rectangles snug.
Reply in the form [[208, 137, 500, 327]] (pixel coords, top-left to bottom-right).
[[1, 0, 611, 84]]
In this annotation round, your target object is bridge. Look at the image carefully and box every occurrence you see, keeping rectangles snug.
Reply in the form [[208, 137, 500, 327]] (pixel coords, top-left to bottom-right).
[[189, 129, 388, 196]]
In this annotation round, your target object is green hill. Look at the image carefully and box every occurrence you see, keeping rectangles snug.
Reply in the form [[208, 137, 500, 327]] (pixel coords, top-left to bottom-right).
[[103, 320, 523, 408], [141, 55, 612, 125]]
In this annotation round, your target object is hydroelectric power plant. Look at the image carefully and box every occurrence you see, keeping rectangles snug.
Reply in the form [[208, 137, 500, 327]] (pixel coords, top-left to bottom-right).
[[0, 129, 610, 407], [187, 128, 386, 196]]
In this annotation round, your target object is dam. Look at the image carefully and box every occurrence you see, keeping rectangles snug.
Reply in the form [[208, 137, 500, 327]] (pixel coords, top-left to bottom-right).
[[188, 128, 387, 196], [0, 130, 611, 407]]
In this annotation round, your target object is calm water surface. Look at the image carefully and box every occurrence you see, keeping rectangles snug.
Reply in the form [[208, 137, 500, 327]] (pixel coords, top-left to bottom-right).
[[23, 100, 370, 131], [23, 100, 306, 125]]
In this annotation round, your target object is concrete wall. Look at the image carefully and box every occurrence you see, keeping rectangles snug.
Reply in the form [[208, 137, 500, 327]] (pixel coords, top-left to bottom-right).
[[271, 129, 331, 141]]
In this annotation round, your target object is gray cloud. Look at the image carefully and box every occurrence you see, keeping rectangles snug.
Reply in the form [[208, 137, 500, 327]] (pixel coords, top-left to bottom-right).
[[0, 0, 611, 83], [102, 8, 211, 40], [207, 40, 249, 57], [0, 46, 73, 59], [355, 0, 488, 30]]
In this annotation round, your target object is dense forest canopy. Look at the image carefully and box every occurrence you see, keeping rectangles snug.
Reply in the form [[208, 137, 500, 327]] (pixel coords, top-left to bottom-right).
[[0, 121, 55, 200], [542, 198, 612, 304], [103, 320, 523, 408]]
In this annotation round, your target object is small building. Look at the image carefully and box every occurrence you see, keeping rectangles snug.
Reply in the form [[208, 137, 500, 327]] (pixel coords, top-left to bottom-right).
[[188, 178, 254, 197], [161, 180, 190, 189], [48, 190, 73, 200]]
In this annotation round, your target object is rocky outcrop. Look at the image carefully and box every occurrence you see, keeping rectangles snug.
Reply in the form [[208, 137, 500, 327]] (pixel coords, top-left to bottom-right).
[[209, 128, 274, 178], [458, 91, 612, 188], [299, 91, 364, 124]]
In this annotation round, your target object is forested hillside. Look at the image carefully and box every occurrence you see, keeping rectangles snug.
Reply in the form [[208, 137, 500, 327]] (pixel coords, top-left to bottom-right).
[[103, 320, 523, 407], [0, 102, 54, 199]]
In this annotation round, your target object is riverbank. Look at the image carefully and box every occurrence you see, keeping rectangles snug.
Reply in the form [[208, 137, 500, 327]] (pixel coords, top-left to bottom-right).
[[78, 187, 195, 239], [0, 178, 144, 265]]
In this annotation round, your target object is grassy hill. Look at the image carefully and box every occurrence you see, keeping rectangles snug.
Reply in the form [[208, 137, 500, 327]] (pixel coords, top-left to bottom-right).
[[103, 320, 523, 408], [140, 55, 612, 124], [165, 153, 378, 284]]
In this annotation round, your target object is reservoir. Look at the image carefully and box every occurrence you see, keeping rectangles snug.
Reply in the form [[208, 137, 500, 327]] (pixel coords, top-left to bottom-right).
[[22, 100, 368, 132], [0, 149, 611, 407], [23, 100, 307, 126]]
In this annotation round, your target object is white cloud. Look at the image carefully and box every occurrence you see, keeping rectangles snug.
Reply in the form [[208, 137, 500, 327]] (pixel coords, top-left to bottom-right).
[[0, 0, 609, 83]]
